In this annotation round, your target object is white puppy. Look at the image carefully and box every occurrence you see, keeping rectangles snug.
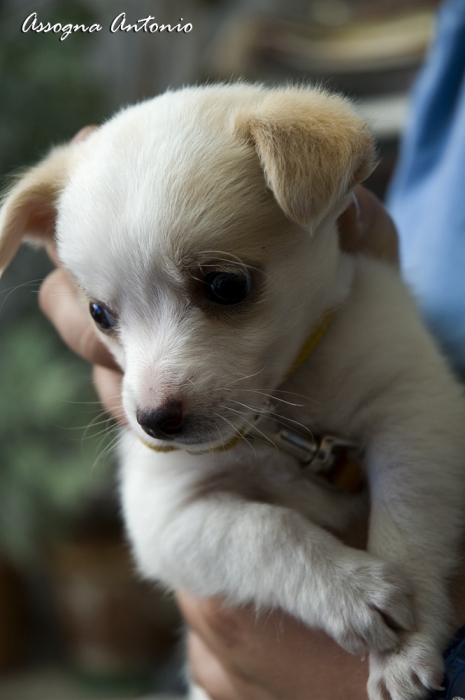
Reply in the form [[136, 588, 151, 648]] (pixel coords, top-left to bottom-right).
[[1, 84, 465, 700]]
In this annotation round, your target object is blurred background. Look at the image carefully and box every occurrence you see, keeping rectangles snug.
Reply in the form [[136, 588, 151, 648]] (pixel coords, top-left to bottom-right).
[[0, 0, 438, 697]]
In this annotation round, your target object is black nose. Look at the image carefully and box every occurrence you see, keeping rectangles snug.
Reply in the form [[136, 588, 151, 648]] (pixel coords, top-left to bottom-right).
[[136, 401, 184, 440]]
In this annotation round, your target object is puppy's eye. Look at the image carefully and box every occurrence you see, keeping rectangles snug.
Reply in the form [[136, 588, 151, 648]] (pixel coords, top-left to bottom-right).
[[89, 302, 117, 331], [204, 271, 252, 305]]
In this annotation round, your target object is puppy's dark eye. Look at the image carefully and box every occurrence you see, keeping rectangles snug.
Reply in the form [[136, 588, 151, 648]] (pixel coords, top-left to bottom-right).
[[204, 271, 252, 305], [89, 302, 117, 331]]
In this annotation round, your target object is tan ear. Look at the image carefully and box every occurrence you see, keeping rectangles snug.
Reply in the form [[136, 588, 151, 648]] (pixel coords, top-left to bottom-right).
[[0, 144, 74, 277], [235, 87, 376, 228]]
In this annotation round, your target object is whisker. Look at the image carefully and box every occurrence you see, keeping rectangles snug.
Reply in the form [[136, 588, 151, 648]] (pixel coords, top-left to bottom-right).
[[227, 398, 313, 438], [212, 412, 233, 461], [64, 422, 119, 444], [93, 426, 121, 454], [236, 389, 305, 408], [220, 405, 278, 451], [269, 411, 314, 437], [271, 388, 324, 406], [226, 366, 266, 386], [91, 431, 122, 471], [0, 278, 45, 311], [229, 398, 266, 415], [60, 417, 118, 432], [58, 397, 123, 407], [214, 412, 258, 458]]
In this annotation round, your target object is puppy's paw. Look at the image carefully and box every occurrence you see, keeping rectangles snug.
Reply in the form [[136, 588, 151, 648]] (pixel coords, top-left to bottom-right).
[[368, 635, 445, 700], [321, 552, 413, 655]]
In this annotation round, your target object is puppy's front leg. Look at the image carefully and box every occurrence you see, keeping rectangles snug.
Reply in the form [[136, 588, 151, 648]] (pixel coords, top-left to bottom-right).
[[122, 453, 412, 657], [366, 427, 465, 700]]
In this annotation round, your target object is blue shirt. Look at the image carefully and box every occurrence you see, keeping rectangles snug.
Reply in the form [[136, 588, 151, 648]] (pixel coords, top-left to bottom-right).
[[439, 625, 465, 699], [387, 5, 465, 694], [387, 0, 465, 376]]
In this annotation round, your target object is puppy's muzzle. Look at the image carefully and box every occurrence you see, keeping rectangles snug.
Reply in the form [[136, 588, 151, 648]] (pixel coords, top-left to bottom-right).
[[137, 401, 184, 440]]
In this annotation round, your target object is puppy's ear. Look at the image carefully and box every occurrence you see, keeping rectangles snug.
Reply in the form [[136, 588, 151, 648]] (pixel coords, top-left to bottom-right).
[[235, 88, 376, 228], [0, 144, 74, 277]]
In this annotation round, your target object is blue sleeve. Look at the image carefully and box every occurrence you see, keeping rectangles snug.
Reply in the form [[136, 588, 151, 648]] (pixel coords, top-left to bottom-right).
[[437, 625, 465, 699], [386, 0, 465, 376]]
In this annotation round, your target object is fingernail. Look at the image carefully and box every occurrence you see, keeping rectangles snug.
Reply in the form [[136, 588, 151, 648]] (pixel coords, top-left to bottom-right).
[[352, 192, 361, 223]]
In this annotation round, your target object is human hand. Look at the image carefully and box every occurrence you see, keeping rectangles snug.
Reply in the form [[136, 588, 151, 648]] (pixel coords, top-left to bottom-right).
[[338, 185, 399, 267], [180, 540, 465, 700], [179, 590, 369, 700]]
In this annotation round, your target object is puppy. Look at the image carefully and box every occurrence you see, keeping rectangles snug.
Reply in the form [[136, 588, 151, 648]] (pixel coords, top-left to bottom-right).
[[1, 83, 465, 700]]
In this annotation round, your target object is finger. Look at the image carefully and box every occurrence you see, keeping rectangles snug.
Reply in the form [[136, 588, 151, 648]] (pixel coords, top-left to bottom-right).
[[188, 631, 240, 700], [337, 195, 361, 251], [177, 590, 368, 700], [45, 242, 60, 267], [178, 592, 274, 691], [338, 185, 399, 267], [92, 365, 127, 426], [72, 125, 99, 143], [177, 591, 243, 650], [189, 630, 272, 700], [38, 267, 119, 369], [356, 187, 399, 266], [179, 592, 295, 698]]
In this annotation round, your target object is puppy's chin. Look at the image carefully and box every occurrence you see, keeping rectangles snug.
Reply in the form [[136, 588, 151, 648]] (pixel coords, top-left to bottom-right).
[[130, 414, 246, 454], [137, 432, 244, 455]]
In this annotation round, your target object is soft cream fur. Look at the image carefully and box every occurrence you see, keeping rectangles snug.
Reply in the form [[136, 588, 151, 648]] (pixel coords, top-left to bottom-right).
[[1, 84, 465, 700]]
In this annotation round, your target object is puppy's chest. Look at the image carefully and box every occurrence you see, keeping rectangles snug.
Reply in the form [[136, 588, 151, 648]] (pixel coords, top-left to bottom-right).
[[279, 324, 392, 441], [277, 375, 363, 441], [196, 412, 367, 531]]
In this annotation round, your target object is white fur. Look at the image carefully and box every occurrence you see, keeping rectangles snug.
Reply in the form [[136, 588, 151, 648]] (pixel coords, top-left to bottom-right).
[[4, 84, 465, 700]]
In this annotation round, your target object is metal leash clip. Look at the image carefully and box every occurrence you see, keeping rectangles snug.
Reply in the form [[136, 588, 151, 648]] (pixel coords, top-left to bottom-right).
[[246, 402, 365, 492]]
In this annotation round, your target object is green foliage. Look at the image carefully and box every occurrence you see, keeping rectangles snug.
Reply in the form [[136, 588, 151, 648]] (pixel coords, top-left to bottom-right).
[[0, 312, 116, 563], [0, 0, 117, 563], [0, 0, 108, 175]]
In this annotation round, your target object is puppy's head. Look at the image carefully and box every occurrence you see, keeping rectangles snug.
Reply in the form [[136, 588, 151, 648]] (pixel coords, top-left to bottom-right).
[[0, 84, 375, 452]]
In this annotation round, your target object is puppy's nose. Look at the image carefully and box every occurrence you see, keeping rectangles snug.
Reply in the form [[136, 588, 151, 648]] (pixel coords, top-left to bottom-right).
[[136, 401, 184, 440]]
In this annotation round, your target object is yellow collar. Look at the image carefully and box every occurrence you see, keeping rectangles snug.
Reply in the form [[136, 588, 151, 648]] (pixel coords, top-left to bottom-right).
[[285, 310, 334, 378], [140, 310, 334, 455]]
